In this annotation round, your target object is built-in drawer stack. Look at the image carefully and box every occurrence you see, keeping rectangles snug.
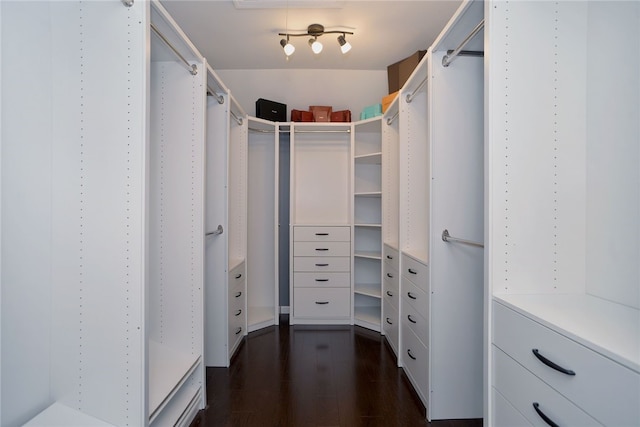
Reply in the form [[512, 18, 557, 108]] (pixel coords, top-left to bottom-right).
[[293, 226, 351, 321], [400, 253, 430, 403], [492, 300, 640, 426], [228, 261, 246, 359], [382, 245, 400, 356]]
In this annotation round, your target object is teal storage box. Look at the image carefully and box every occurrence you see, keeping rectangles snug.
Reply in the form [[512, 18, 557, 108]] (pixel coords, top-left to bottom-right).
[[360, 103, 383, 120]]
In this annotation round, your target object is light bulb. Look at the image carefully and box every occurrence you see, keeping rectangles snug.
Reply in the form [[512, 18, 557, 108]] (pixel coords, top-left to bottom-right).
[[309, 38, 323, 54], [338, 34, 351, 54]]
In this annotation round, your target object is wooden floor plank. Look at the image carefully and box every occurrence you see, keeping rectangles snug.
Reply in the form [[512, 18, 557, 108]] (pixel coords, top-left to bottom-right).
[[191, 315, 481, 427]]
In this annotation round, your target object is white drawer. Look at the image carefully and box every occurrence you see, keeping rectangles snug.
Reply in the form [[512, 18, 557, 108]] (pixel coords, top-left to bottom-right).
[[229, 262, 245, 286], [294, 288, 351, 318], [293, 256, 350, 272], [294, 226, 350, 242], [383, 300, 399, 356], [401, 253, 428, 292], [383, 264, 399, 288], [493, 300, 640, 426], [294, 241, 350, 257], [401, 278, 429, 321], [401, 322, 428, 401], [492, 388, 533, 427], [403, 301, 428, 348], [493, 346, 600, 426], [383, 244, 399, 270], [228, 318, 244, 350], [294, 272, 350, 288], [383, 278, 399, 311], [229, 286, 245, 321]]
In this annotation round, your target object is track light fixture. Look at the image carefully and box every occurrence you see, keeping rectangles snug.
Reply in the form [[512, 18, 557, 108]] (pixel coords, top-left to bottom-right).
[[278, 24, 353, 57]]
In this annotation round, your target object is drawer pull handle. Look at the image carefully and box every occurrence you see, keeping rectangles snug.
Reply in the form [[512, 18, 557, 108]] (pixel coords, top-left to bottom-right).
[[235, 309, 242, 316], [315, 279, 329, 282], [533, 402, 559, 427], [315, 233, 329, 236], [532, 349, 576, 376], [386, 273, 394, 278], [235, 327, 242, 335], [235, 291, 242, 298], [386, 255, 393, 260], [386, 291, 393, 297], [315, 301, 329, 305], [407, 349, 417, 360], [386, 317, 393, 325], [407, 292, 417, 300], [316, 248, 329, 251], [408, 268, 417, 275], [235, 273, 242, 279], [315, 263, 329, 267], [407, 314, 417, 324]]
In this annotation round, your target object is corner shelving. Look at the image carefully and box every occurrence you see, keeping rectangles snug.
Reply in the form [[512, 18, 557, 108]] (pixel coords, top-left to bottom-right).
[[353, 117, 383, 331]]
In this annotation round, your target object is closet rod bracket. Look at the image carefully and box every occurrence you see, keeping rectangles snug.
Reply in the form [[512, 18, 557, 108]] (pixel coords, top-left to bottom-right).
[[121, 0, 134, 6], [190, 64, 198, 76], [442, 229, 484, 248]]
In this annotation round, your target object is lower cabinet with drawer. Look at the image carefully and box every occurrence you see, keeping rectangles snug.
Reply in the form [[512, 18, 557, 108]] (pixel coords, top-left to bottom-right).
[[492, 299, 640, 426], [228, 262, 247, 360], [291, 225, 352, 324]]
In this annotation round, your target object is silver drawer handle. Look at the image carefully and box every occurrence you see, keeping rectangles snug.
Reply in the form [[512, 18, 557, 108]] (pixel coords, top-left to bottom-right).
[[408, 268, 417, 275], [386, 273, 394, 278], [386, 291, 393, 297], [235, 291, 242, 298], [235, 309, 242, 316], [386, 255, 393, 260], [315, 263, 329, 267], [407, 314, 417, 324], [235, 327, 242, 335], [407, 292, 417, 300], [386, 317, 393, 325], [407, 349, 417, 360], [235, 273, 242, 279], [315, 248, 329, 251], [315, 301, 329, 305], [315, 279, 329, 282], [315, 232, 329, 236]]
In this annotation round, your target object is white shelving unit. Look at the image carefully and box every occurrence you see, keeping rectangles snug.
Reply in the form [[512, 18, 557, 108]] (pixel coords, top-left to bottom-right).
[[485, 1, 640, 426], [204, 65, 250, 367], [247, 117, 279, 332], [394, 0, 485, 420], [290, 123, 353, 325], [1, 1, 206, 426], [354, 117, 383, 331]]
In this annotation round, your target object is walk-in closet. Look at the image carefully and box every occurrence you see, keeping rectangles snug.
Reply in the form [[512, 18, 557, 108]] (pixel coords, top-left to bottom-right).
[[1, 0, 637, 426]]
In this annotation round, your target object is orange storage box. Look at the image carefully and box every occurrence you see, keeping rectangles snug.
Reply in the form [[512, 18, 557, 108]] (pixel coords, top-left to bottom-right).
[[382, 91, 399, 113]]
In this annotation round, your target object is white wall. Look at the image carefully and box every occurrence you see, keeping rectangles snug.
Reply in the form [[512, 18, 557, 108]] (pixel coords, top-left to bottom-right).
[[217, 69, 388, 120]]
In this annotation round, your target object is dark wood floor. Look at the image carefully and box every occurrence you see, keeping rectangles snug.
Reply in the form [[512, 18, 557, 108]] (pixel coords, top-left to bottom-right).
[[191, 315, 482, 427]]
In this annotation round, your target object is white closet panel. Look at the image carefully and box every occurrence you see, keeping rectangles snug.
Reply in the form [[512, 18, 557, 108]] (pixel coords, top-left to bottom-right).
[[247, 118, 279, 332]]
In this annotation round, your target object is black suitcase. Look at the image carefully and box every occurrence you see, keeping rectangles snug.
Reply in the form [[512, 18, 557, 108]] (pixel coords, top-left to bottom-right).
[[256, 98, 287, 122]]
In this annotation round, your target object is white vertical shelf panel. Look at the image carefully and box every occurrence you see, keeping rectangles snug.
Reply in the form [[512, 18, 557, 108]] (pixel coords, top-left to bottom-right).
[[585, 2, 639, 307], [291, 123, 352, 225], [428, 48, 484, 419], [228, 113, 248, 267], [399, 59, 430, 263], [1, 2, 57, 425], [382, 100, 400, 250], [49, 2, 147, 426], [149, 58, 204, 358], [204, 90, 230, 366], [247, 118, 278, 332], [489, 1, 588, 295]]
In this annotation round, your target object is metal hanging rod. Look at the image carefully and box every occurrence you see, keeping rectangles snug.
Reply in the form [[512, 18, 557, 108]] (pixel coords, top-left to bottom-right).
[[249, 127, 275, 133], [442, 229, 484, 248], [230, 111, 243, 126], [206, 86, 224, 104], [206, 224, 224, 236], [442, 19, 485, 67], [150, 22, 198, 76], [406, 76, 428, 103], [294, 129, 350, 134], [386, 111, 399, 125]]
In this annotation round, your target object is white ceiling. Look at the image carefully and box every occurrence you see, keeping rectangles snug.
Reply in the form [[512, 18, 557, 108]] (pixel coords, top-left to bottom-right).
[[160, 0, 464, 70]]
